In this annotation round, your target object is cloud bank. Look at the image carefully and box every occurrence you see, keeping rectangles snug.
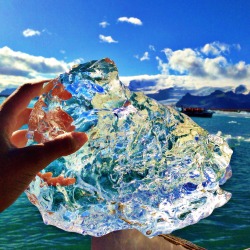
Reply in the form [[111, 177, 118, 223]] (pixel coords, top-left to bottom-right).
[[0, 46, 82, 89], [157, 42, 249, 80], [122, 42, 250, 97], [1, 42, 249, 99]]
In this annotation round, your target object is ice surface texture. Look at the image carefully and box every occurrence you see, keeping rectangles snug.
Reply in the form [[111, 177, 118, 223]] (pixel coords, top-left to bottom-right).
[[26, 58, 233, 237]]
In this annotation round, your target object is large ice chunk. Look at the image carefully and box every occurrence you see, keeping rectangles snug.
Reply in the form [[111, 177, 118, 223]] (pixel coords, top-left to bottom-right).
[[26, 58, 232, 237]]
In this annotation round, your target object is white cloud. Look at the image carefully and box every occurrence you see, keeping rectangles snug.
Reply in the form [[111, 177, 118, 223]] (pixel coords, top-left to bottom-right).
[[117, 17, 142, 25], [144, 42, 250, 95], [99, 34, 118, 43], [156, 56, 169, 75], [163, 48, 205, 76], [140, 52, 150, 61], [149, 45, 156, 51], [68, 58, 84, 68], [201, 42, 231, 56], [201, 42, 241, 56], [99, 21, 110, 28], [121, 73, 250, 97], [1, 43, 249, 99], [159, 43, 250, 80], [0, 46, 82, 88], [201, 44, 218, 56], [22, 28, 41, 37]]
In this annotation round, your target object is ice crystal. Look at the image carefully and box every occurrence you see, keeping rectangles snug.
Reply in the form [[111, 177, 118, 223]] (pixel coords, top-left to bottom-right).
[[26, 58, 232, 237]]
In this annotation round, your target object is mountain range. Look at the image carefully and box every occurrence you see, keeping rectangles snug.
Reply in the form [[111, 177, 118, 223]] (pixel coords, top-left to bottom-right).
[[176, 90, 250, 110], [1, 84, 249, 110], [128, 80, 250, 110], [128, 80, 240, 105]]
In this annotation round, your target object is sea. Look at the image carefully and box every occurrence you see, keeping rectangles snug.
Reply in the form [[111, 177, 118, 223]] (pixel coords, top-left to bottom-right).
[[0, 97, 249, 249]]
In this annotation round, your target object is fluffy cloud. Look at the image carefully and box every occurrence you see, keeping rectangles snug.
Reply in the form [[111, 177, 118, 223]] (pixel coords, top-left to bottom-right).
[[158, 42, 250, 80], [99, 21, 110, 28], [156, 56, 169, 75], [0, 46, 82, 88], [22, 28, 41, 37], [162, 48, 205, 76], [120, 73, 247, 97], [140, 52, 150, 61], [201, 42, 230, 56], [122, 42, 250, 96], [99, 34, 118, 43], [201, 42, 241, 56], [117, 17, 142, 25]]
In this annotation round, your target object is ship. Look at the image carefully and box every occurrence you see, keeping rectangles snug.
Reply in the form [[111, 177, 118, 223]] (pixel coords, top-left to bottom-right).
[[179, 107, 214, 118]]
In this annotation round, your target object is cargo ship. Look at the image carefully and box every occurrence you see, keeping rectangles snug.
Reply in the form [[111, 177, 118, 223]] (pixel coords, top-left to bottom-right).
[[179, 107, 214, 118]]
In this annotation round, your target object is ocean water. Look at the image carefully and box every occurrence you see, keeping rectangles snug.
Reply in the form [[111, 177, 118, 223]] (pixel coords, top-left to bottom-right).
[[0, 100, 249, 249], [174, 112, 250, 250]]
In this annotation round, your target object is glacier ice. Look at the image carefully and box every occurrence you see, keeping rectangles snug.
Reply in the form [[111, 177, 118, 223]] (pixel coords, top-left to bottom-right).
[[26, 58, 232, 237]]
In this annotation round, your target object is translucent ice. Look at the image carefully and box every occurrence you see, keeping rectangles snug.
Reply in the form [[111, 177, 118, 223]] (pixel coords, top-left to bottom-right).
[[26, 58, 233, 237]]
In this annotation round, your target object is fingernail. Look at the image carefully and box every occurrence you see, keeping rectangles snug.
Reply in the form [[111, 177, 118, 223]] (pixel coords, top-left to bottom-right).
[[71, 132, 88, 148]]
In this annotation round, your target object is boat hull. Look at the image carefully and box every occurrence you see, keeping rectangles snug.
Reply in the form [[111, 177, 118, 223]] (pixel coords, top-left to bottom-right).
[[182, 111, 213, 118]]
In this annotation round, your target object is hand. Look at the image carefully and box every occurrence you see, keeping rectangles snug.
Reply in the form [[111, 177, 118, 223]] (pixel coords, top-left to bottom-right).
[[92, 229, 196, 250], [0, 81, 88, 212]]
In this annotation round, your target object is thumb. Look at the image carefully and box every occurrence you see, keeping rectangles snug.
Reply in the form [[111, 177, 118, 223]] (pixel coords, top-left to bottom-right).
[[11, 132, 88, 174]]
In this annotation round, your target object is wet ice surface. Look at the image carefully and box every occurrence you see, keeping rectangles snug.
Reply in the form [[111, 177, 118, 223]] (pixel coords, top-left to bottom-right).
[[26, 58, 232, 237]]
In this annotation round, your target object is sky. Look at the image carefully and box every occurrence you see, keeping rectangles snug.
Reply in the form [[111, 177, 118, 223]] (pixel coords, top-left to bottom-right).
[[1, 0, 250, 93]]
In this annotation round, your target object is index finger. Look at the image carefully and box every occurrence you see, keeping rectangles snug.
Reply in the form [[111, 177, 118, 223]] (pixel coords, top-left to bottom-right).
[[0, 80, 50, 120]]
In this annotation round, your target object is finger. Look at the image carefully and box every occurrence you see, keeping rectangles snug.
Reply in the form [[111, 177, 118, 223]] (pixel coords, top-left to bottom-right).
[[0, 80, 50, 136], [10, 130, 28, 148], [42, 79, 56, 93], [9, 132, 88, 175], [0, 80, 50, 121], [10, 108, 33, 133], [1, 108, 32, 137]]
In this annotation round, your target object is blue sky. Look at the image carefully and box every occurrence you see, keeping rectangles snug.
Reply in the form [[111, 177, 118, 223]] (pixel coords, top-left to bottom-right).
[[1, 0, 250, 93]]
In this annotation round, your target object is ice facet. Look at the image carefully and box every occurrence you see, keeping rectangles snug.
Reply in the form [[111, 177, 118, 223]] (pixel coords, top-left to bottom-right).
[[26, 58, 233, 237]]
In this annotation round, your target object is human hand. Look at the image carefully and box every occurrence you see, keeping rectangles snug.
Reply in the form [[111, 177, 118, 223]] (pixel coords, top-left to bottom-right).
[[0, 81, 88, 212], [92, 229, 200, 250]]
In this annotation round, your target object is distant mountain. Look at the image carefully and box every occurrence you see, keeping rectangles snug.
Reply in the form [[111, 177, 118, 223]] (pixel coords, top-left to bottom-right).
[[145, 86, 233, 103], [176, 90, 250, 110], [127, 79, 236, 105], [0, 88, 16, 97]]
